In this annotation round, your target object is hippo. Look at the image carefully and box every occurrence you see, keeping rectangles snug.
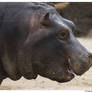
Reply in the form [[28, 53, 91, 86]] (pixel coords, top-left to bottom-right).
[[0, 2, 91, 84]]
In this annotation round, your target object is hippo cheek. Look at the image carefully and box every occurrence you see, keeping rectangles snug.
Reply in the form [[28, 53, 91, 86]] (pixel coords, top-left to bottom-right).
[[34, 60, 75, 83], [39, 69, 75, 83], [40, 61, 75, 83]]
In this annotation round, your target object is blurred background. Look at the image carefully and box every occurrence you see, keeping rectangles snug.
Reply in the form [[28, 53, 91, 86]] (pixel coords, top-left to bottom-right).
[[48, 2, 92, 37]]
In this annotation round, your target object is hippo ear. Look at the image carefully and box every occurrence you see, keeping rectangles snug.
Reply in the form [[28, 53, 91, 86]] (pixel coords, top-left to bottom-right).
[[43, 12, 50, 21], [41, 12, 51, 26]]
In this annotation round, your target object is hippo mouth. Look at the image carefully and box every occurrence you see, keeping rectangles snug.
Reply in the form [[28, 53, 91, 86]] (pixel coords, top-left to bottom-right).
[[55, 58, 76, 83], [66, 58, 76, 78], [67, 58, 78, 77]]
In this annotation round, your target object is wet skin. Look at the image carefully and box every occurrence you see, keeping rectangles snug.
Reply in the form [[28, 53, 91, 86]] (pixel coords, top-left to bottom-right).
[[0, 3, 91, 84]]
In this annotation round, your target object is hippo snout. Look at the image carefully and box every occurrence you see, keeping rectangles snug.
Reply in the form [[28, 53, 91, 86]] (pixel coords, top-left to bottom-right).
[[68, 53, 92, 75]]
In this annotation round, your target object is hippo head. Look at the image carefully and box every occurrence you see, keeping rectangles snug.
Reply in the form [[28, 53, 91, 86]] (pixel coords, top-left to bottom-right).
[[27, 8, 92, 83]]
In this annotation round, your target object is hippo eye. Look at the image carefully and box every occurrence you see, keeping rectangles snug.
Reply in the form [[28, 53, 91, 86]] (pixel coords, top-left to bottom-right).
[[57, 30, 69, 41], [60, 32, 66, 37]]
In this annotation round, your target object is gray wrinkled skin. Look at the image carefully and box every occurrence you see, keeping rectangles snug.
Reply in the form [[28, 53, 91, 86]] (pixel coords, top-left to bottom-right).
[[0, 3, 91, 84]]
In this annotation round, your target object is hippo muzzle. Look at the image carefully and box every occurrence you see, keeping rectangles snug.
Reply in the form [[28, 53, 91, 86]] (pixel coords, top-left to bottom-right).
[[64, 32, 92, 76]]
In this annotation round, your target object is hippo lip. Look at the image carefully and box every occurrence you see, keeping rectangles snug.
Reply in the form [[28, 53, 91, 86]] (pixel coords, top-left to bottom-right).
[[67, 58, 76, 76]]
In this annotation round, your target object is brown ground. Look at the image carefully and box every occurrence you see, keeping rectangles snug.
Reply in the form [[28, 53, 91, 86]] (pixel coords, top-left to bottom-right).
[[0, 33, 92, 90]]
